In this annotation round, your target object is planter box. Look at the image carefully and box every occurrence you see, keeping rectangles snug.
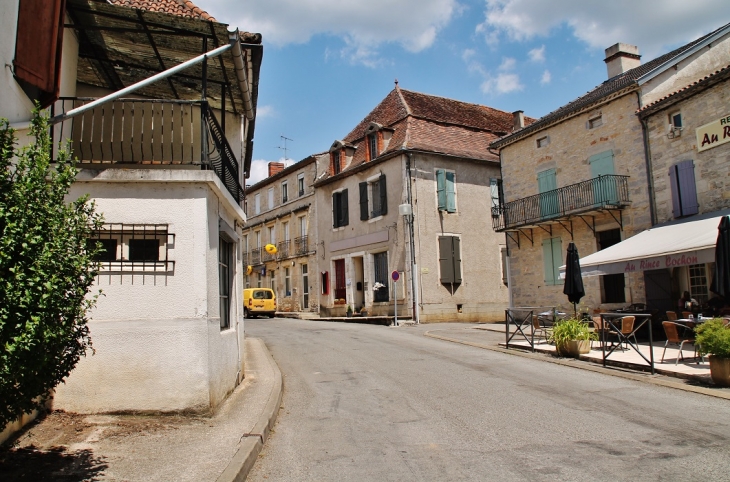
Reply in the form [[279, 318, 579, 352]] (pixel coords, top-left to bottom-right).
[[709, 355, 730, 387], [556, 340, 591, 357]]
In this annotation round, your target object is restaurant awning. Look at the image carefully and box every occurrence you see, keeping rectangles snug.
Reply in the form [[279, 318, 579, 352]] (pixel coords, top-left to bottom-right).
[[559, 215, 724, 278]]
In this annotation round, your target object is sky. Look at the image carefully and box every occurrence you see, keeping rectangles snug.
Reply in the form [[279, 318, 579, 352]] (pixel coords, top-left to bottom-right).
[[194, 0, 730, 186]]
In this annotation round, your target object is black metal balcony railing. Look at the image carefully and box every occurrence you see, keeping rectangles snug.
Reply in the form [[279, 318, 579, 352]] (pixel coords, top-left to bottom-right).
[[294, 235, 309, 255], [277, 240, 291, 258], [492, 175, 630, 231], [50, 97, 243, 203], [262, 246, 276, 262], [250, 247, 262, 265]]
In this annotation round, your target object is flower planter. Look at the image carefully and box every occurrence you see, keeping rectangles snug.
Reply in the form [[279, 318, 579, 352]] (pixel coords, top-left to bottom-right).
[[556, 340, 591, 357], [709, 355, 730, 387]]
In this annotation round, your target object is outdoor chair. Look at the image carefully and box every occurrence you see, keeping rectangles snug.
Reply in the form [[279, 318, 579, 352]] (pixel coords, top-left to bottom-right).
[[661, 321, 701, 365], [605, 316, 637, 350], [591, 316, 610, 348], [666, 311, 678, 321], [532, 315, 552, 344], [682, 311, 692, 319]]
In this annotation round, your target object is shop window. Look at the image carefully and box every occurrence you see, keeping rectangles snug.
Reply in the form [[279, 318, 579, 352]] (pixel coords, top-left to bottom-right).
[[542, 237, 562, 286], [436, 169, 456, 213], [669, 160, 699, 218], [334, 259, 346, 300], [689, 263, 709, 304], [438, 236, 462, 285], [373, 252, 389, 302]]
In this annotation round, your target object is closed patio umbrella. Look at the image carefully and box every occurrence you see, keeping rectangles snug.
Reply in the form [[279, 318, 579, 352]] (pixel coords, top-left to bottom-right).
[[710, 216, 730, 301], [563, 242, 585, 317]]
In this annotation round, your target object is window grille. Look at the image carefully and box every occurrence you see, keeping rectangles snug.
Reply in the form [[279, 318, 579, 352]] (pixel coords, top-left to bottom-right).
[[89, 224, 174, 273]]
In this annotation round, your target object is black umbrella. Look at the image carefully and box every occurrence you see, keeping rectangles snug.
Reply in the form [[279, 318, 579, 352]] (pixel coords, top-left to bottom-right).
[[563, 242, 585, 317], [710, 216, 730, 301]]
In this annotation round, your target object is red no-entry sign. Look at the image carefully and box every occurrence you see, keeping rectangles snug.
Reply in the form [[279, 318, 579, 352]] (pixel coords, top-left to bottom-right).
[[391, 270, 399, 281]]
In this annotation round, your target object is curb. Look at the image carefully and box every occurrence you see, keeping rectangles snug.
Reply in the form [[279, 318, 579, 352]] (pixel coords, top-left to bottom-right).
[[216, 339, 283, 482], [424, 330, 730, 401]]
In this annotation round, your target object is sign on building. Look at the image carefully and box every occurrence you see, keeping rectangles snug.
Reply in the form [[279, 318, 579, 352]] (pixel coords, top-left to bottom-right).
[[697, 114, 730, 152]]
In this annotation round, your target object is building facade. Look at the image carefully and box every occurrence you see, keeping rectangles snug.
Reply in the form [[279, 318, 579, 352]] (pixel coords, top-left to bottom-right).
[[315, 87, 514, 322], [2, 0, 262, 413], [243, 155, 326, 313], [491, 22, 730, 314]]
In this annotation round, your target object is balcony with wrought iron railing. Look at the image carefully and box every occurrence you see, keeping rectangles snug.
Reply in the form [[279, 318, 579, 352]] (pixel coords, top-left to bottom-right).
[[492, 175, 631, 232], [250, 247, 262, 265], [262, 246, 276, 262], [277, 240, 291, 258], [51, 97, 244, 203], [294, 235, 309, 256]]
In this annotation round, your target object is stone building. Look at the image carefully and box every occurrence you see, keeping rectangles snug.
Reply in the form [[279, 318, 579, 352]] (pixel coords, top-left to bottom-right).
[[314, 86, 515, 322], [490, 22, 730, 313], [242, 155, 327, 313]]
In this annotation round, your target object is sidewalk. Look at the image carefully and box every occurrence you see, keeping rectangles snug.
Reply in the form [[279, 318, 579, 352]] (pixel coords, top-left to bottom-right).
[[0, 338, 282, 482]]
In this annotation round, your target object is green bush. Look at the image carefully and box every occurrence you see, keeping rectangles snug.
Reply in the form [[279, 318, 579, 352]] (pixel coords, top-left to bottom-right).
[[695, 318, 730, 358], [549, 317, 597, 346], [0, 109, 102, 428]]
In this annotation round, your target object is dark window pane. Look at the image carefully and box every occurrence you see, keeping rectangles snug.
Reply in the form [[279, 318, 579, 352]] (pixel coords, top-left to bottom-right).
[[373, 252, 389, 302], [129, 239, 159, 261], [91, 238, 117, 261]]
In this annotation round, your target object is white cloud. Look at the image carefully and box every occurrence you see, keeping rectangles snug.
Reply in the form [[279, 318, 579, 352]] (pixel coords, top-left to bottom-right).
[[498, 57, 517, 71], [477, 0, 730, 58], [198, 0, 458, 66], [246, 158, 295, 186], [528, 45, 545, 62], [481, 73, 523, 95], [462, 48, 476, 62], [540, 69, 551, 84], [255, 105, 275, 119]]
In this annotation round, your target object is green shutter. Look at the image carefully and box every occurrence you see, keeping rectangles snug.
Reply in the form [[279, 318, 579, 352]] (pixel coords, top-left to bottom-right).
[[341, 189, 349, 226], [438, 236, 453, 284], [445, 171, 456, 213], [589, 150, 617, 204], [542, 239, 555, 285], [538, 169, 558, 219], [551, 237, 562, 286], [332, 192, 338, 228], [379, 174, 387, 216], [359, 182, 369, 221], [452, 236, 462, 284], [436, 169, 446, 211]]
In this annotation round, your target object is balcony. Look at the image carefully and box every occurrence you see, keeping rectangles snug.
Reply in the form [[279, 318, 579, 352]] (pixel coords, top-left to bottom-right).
[[294, 235, 309, 255], [51, 97, 244, 203], [250, 247, 262, 265], [492, 175, 630, 232], [277, 240, 291, 258]]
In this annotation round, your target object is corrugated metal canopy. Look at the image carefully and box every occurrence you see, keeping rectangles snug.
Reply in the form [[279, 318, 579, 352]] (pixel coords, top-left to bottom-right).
[[66, 0, 261, 114]]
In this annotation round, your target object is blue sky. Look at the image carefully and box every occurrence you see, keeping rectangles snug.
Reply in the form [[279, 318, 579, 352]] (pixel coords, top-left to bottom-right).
[[195, 0, 730, 185]]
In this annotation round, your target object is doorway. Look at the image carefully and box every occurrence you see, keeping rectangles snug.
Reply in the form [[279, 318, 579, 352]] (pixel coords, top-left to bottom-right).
[[353, 256, 364, 309]]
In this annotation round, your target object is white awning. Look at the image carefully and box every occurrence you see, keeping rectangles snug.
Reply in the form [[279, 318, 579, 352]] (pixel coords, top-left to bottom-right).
[[559, 215, 724, 278]]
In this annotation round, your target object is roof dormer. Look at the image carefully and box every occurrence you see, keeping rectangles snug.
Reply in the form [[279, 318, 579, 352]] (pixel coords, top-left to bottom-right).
[[364, 122, 393, 161], [329, 140, 356, 176]]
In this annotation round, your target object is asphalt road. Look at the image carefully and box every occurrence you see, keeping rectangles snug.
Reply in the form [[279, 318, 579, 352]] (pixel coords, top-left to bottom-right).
[[246, 319, 730, 481]]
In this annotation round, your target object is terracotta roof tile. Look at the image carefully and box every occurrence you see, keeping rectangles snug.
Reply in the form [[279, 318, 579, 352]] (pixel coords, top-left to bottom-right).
[[107, 0, 216, 21]]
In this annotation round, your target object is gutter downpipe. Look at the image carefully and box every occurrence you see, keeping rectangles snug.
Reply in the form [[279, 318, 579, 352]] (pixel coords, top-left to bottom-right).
[[229, 30, 255, 122], [636, 91, 657, 226], [49, 43, 234, 125], [405, 151, 420, 323]]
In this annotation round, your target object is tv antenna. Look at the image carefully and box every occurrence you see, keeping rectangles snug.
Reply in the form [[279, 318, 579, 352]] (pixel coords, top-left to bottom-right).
[[277, 135, 293, 161]]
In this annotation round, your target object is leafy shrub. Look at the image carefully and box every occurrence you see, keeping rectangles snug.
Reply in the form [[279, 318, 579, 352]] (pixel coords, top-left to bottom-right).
[[549, 317, 597, 346], [0, 110, 102, 428], [695, 318, 730, 358]]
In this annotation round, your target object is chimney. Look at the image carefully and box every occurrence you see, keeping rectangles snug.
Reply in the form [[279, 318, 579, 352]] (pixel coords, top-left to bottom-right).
[[512, 110, 525, 131], [604, 43, 641, 79], [268, 162, 285, 177]]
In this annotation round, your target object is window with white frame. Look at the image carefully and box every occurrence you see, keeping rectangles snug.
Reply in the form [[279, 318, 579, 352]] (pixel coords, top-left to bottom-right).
[[359, 174, 387, 220], [281, 181, 288, 203], [299, 216, 307, 237], [670, 111, 683, 129], [254, 193, 261, 215], [268, 225, 276, 245], [333, 189, 349, 228], [285, 267, 291, 296], [298, 173, 305, 196], [490, 178, 502, 218], [689, 264, 709, 304], [268, 187, 274, 210]]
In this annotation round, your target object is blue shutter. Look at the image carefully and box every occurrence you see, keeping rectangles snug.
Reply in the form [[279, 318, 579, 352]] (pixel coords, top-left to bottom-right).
[[445, 171, 456, 213], [436, 169, 446, 211], [669, 166, 681, 218], [677, 160, 699, 216]]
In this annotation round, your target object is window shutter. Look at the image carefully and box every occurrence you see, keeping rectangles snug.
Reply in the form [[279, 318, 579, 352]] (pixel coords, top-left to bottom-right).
[[13, 0, 66, 107], [379, 174, 387, 215], [359, 182, 369, 221], [341, 189, 349, 226], [452, 236, 462, 284], [551, 238, 562, 286], [677, 160, 699, 216], [445, 171, 456, 213], [332, 192, 338, 228], [438, 236, 453, 284], [542, 239, 555, 285], [436, 169, 446, 211], [669, 166, 681, 218]]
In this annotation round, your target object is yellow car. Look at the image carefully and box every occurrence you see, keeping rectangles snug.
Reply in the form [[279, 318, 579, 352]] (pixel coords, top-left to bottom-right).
[[243, 288, 276, 318]]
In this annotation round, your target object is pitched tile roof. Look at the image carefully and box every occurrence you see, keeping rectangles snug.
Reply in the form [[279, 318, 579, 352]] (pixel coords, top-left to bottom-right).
[[491, 22, 729, 148], [107, 0, 215, 21]]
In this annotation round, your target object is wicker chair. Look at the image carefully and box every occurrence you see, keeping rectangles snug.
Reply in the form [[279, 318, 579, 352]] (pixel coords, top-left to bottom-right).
[[682, 311, 692, 319], [591, 316, 610, 348], [661, 321, 700, 365], [532, 315, 552, 343], [666, 311, 678, 321]]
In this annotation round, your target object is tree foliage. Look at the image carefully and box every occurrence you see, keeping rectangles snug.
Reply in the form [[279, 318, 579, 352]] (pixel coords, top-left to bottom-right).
[[0, 109, 102, 428]]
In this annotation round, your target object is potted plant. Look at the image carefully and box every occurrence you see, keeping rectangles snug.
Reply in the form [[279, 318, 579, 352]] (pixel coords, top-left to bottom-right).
[[346, 304, 353, 318], [695, 318, 730, 387], [548, 317, 597, 357], [359, 306, 369, 317]]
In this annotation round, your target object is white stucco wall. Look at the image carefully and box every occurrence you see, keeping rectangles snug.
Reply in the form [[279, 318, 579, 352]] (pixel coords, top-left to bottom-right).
[[54, 170, 245, 413]]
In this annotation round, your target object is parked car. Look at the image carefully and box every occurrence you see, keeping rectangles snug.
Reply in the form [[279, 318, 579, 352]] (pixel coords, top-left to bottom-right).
[[243, 288, 277, 318]]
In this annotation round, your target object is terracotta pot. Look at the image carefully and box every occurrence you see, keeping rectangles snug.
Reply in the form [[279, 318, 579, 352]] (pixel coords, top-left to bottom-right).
[[709, 355, 730, 387], [556, 340, 591, 357]]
